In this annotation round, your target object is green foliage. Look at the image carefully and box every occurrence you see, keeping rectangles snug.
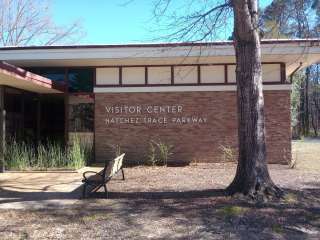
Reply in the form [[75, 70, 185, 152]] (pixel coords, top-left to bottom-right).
[[157, 140, 174, 166], [271, 224, 284, 234], [147, 141, 157, 166], [283, 193, 298, 204], [147, 140, 174, 166], [261, 0, 320, 138], [5, 137, 92, 171], [291, 72, 304, 128], [261, 0, 319, 39], [219, 206, 248, 218], [262, 20, 289, 39], [67, 136, 90, 169]]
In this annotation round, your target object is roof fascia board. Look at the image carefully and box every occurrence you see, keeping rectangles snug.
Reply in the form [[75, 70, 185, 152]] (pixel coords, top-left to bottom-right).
[[1, 44, 319, 62]]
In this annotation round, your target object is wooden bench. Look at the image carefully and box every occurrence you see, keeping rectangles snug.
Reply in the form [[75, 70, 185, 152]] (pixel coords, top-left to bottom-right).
[[82, 153, 125, 198]]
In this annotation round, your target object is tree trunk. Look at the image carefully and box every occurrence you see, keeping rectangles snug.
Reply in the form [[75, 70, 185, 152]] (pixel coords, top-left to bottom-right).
[[310, 109, 318, 136], [304, 67, 310, 136], [298, 78, 305, 137], [227, 0, 282, 198]]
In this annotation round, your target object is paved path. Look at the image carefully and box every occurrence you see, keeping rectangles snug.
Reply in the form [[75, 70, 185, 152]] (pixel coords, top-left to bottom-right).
[[0, 169, 89, 209]]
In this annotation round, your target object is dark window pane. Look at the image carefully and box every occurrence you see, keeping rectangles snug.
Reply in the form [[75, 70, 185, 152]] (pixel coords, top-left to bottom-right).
[[68, 68, 93, 92], [23, 92, 38, 141], [41, 94, 65, 142], [69, 103, 94, 132], [27, 68, 66, 82], [4, 88, 23, 140]]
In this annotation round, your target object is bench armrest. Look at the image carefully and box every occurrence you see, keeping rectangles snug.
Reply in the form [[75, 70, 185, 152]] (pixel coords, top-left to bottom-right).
[[83, 171, 103, 181]]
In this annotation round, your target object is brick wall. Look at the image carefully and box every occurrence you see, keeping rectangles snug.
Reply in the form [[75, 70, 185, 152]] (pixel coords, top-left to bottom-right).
[[94, 91, 291, 165]]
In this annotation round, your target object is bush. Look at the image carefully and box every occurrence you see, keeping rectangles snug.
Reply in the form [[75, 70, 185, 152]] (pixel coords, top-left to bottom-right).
[[147, 140, 174, 166], [5, 137, 92, 171], [219, 144, 236, 162]]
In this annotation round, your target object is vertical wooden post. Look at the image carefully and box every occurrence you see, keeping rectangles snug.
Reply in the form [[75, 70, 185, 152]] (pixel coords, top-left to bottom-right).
[[0, 86, 6, 173]]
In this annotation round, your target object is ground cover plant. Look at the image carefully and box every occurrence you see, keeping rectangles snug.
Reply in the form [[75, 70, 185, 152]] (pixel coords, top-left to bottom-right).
[[147, 140, 174, 166], [4, 137, 92, 170]]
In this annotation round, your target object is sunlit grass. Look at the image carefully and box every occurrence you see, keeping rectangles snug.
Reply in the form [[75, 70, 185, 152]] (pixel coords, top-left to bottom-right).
[[271, 224, 284, 234], [292, 138, 320, 171], [219, 206, 248, 218], [5, 137, 92, 171], [283, 193, 298, 204]]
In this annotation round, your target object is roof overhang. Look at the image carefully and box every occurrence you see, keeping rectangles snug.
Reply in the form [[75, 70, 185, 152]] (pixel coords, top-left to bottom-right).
[[0, 39, 319, 78], [0, 61, 65, 93]]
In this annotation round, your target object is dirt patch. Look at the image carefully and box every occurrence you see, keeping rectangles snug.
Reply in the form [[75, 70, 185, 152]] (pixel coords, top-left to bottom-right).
[[0, 162, 320, 239]]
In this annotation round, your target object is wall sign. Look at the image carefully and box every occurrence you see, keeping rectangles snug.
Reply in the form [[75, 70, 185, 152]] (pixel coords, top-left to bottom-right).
[[104, 105, 207, 125]]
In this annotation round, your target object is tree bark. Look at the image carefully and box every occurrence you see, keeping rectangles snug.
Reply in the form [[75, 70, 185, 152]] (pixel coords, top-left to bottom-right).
[[227, 0, 282, 198], [304, 67, 310, 136], [298, 78, 305, 137]]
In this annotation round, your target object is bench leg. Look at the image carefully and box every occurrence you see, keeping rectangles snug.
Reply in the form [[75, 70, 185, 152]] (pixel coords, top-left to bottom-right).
[[103, 183, 107, 192], [121, 168, 125, 180]]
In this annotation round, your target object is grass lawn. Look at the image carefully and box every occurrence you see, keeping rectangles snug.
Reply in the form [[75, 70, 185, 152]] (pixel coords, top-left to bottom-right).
[[0, 139, 319, 239], [292, 137, 320, 171]]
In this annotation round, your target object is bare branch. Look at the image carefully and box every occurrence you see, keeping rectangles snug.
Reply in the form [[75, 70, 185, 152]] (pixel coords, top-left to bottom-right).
[[148, 0, 232, 42], [0, 0, 84, 46]]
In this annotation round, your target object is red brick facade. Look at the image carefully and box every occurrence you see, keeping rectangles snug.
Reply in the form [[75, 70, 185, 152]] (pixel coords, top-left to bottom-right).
[[94, 91, 291, 165]]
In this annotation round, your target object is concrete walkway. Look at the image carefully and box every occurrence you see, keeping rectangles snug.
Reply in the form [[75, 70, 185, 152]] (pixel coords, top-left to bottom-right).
[[0, 168, 99, 209]]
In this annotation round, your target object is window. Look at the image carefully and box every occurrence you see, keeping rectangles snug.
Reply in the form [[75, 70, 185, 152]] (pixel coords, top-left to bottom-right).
[[201, 66, 224, 83], [148, 67, 171, 85], [122, 67, 145, 85], [68, 68, 94, 92], [227, 65, 236, 83], [28, 68, 66, 82], [262, 64, 281, 82], [174, 66, 198, 84], [69, 103, 94, 132], [96, 68, 119, 85], [68, 95, 94, 132]]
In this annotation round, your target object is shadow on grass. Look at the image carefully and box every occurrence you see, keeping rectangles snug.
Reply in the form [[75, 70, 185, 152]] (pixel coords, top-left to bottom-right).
[[2, 187, 320, 238], [0, 179, 319, 239], [2, 187, 318, 239], [91, 188, 226, 199], [85, 187, 320, 240]]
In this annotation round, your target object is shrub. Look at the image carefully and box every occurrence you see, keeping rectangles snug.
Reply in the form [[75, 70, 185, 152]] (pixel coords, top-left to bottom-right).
[[219, 144, 236, 162], [147, 141, 157, 166], [147, 140, 174, 166], [67, 136, 89, 169], [156, 140, 174, 166], [5, 137, 91, 171]]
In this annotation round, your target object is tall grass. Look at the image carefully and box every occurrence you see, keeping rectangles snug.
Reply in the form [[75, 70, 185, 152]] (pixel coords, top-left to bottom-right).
[[147, 140, 174, 166], [67, 136, 92, 169], [5, 137, 92, 171]]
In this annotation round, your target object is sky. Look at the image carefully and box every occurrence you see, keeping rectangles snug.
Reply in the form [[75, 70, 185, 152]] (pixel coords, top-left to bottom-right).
[[51, 0, 273, 44]]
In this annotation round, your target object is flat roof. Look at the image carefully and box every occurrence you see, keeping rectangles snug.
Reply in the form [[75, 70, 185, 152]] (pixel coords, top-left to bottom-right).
[[0, 38, 319, 50], [0, 38, 319, 77], [0, 61, 65, 93]]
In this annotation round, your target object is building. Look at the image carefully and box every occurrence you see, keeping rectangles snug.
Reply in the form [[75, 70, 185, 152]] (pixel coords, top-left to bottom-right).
[[0, 39, 319, 165]]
